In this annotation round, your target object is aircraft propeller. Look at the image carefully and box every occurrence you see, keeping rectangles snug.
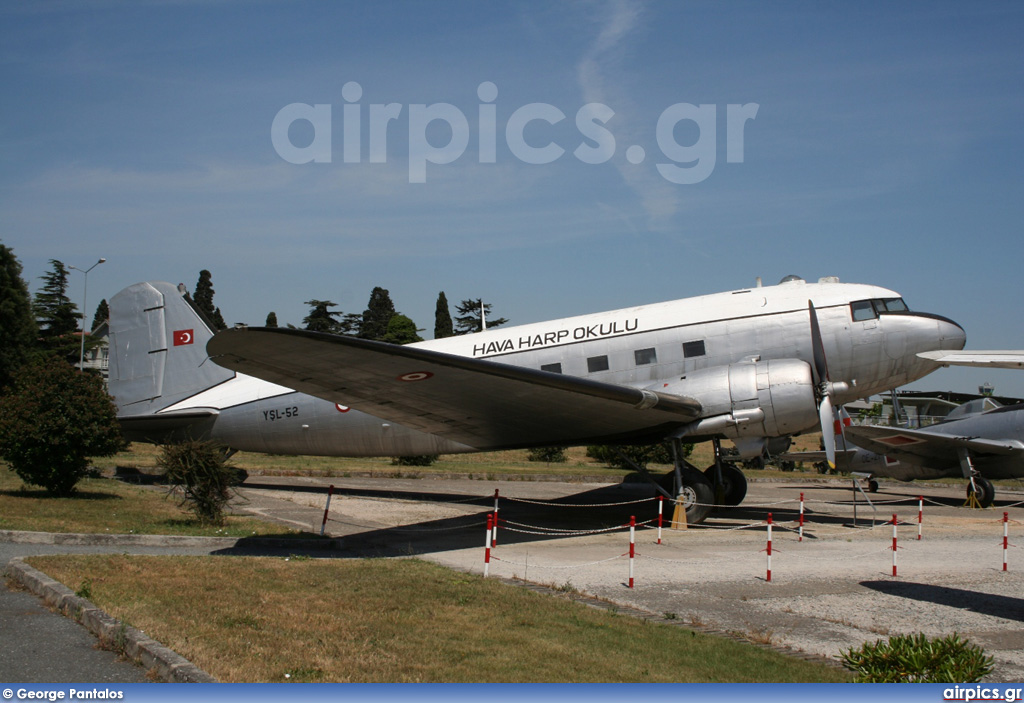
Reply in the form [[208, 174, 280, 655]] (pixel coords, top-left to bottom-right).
[[808, 302, 849, 469]]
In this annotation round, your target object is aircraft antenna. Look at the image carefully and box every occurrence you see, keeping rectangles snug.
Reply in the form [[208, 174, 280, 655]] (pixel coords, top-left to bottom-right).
[[481, 300, 487, 330]]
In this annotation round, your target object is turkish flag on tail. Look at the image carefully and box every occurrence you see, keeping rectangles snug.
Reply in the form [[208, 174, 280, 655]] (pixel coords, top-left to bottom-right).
[[173, 329, 194, 346]]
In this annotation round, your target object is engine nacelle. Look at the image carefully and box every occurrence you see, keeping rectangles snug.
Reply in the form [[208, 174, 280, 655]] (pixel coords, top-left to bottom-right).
[[660, 359, 819, 441]]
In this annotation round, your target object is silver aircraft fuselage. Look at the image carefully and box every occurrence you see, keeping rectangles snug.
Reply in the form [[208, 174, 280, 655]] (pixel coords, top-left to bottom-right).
[[131, 276, 964, 457]]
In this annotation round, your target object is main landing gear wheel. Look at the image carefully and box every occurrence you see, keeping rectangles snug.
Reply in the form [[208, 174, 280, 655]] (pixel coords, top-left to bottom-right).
[[703, 463, 748, 506], [660, 468, 714, 525], [967, 476, 995, 508]]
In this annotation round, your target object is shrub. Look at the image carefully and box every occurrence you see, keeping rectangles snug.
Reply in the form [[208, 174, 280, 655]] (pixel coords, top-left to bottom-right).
[[0, 357, 124, 496], [841, 633, 994, 682], [391, 455, 437, 467], [585, 443, 690, 470], [158, 440, 242, 525], [527, 446, 568, 463]]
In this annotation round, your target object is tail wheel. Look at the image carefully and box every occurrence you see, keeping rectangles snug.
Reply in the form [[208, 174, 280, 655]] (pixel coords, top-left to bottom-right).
[[967, 476, 995, 508], [703, 463, 748, 506], [660, 468, 714, 524]]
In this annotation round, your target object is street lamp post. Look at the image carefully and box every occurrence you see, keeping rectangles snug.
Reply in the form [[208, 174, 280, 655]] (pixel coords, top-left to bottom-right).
[[69, 258, 106, 372]]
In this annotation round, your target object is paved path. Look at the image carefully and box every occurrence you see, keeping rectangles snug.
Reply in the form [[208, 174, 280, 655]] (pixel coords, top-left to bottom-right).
[[6, 474, 1024, 682]]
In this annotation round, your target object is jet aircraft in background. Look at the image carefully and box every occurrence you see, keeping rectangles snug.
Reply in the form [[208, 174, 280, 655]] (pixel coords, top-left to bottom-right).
[[108, 276, 965, 524]]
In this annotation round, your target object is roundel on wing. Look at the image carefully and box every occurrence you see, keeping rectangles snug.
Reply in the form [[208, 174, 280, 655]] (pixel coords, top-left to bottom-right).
[[397, 371, 434, 382], [335, 404, 350, 413]]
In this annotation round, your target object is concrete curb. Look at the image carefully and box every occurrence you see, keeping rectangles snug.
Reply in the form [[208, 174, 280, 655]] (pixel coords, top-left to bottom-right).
[[5, 557, 216, 683], [0, 529, 341, 549]]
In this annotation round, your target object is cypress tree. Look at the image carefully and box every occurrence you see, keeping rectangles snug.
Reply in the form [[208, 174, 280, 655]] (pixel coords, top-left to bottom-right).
[[193, 270, 227, 331], [434, 291, 453, 339], [360, 287, 396, 341], [265, 311, 278, 328]]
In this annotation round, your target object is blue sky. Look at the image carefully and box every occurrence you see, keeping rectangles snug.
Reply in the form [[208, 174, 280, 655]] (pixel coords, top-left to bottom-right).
[[2, 1, 1023, 397]]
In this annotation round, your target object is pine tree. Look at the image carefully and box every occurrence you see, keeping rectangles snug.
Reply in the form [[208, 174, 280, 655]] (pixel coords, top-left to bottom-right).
[[434, 291, 453, 339], [193, 270, 227, 331], [90, 299, 109, 332], [265, 312, 278, 328], [360, 287, 396, 341], [454, 298, 508, 335], [33, 260, 82, 362], [0, 243, 37, 389], [303, 300, 343, 334]]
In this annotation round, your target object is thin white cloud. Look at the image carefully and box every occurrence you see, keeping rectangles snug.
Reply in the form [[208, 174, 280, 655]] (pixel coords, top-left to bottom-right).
[[575, 0, 681, 230]]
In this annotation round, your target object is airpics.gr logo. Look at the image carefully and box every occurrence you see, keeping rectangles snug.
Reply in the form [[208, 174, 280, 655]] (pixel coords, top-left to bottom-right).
[[173, 329, 194, 346], [271, 81, 758, 184]]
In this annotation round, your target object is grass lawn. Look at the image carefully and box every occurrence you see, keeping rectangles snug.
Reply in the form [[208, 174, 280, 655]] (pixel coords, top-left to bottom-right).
[[0, 464, 309, 538], [27, 554, 850, 683]]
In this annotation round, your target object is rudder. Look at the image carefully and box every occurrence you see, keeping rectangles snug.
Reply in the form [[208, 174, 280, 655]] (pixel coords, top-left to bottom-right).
[[108, 281, 234, 419]]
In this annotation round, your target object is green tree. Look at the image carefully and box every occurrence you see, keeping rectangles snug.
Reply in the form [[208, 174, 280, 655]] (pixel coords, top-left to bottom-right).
[[381, 314, 423, 344], [193, 270, 227, 331], [360, 287, 396, 341], [90, 299, 109, 332], [265, 311, 278, 328], [0, 243, 37, 390], [303, 299, 343, 334], [33, 259, 82, 362], [0, 357, 124, 496], [434, 291, 453, 339], [454, 298, 508, 335]]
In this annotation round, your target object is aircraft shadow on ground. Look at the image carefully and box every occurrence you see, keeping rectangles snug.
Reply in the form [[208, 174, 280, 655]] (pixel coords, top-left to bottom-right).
[[861, 580, 1024, 623], [235, 481, 665, 558]]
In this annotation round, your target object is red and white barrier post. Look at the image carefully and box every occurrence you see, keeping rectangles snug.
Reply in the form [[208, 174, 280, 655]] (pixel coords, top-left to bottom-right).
[[766, 512, 773, 582], [1004, 512, 1010, 572], [918, 496, 923, 541], [657, 496, 664, 545], [891, 513, 898, 577], [628, 515, 636, 589], [492, 489, 500, 547], [483, 514, 493, 578], [320, 484, 335, 536], [798, 492, 805, 542]]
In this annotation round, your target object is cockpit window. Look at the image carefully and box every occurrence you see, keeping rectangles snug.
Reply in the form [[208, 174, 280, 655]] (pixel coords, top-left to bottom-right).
[[881, 297, 908, 312], [851, 297, 909, 321], [851, 300, 875, 321]]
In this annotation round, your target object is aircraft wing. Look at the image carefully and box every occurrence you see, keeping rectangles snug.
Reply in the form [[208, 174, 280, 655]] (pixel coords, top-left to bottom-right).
[[845, 424, 1024, 465], [918, 350, 1024, 369], [207, 327, 702, 450]]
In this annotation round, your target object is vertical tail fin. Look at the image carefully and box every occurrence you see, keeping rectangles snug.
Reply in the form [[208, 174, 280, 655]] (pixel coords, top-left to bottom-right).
[[108, 281, 234, 418]]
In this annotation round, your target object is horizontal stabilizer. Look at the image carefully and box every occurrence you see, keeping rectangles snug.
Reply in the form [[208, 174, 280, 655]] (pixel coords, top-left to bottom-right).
[[118, 409, 219, 444]]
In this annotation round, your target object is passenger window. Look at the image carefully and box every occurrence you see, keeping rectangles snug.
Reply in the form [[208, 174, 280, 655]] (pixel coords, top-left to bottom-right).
[[683, 340, 705, 358], [851, 300, 876, 322], [541, 363, 563, 374], [634, 348, 657, 366], [587, 355, 610, 373]]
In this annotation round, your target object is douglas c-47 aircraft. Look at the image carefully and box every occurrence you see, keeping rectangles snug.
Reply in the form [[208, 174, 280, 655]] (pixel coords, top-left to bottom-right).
[[108, 276, 966, 524]]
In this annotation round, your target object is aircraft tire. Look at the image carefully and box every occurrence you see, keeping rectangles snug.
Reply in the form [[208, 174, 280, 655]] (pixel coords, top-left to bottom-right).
[[660, 468, 714, 524], [703, 463, 748, 506], [868, 479, 879, 493], [967, 476, 995, 508]]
